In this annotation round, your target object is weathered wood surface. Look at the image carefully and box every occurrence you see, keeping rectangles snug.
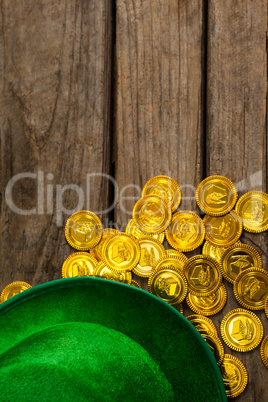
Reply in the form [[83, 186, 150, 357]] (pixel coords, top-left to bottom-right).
[[0, 0, 268, 400], [0, 0, 113, 286]]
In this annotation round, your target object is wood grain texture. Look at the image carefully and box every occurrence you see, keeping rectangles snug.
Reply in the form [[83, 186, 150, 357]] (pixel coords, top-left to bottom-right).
[[0, 0, 113, 287], [207, 1, 268, 400], [114, 0, 205, 230]]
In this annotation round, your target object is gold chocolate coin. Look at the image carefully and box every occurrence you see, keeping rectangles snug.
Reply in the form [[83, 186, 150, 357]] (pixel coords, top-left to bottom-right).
[[62, 252, 97, 278], [148, 266, 188, 305], [94, 261, 120, 281], [199, 331, 224, 365], [153, 255, 187, 272], [142, 175, 181, 212], [65, 210, 102, 250], [0, 281, 32, 303], [91, 228, 119, 261], [202, 241, 241, 264], [102, 233, 140, 272], [220, 243, 262, 284], [234, 268, 268, 310], [203, 211, 242, 247], [186, 315, 217, 336], [221, 354, 248, 398], [126, 219, 165, 243], [183, 255, 222, 296], [166, 249, 188, 260], [196, 175, 238, 216], [133, 237, 166, 278], [235, 191, 268, 232], [166, 211, 205, 252], [260, 335, 268, 368], [130, 280, 142, 289], [220, 308, 263, 352], [186, 284, 227, 316], [133, 195, 171, 234]]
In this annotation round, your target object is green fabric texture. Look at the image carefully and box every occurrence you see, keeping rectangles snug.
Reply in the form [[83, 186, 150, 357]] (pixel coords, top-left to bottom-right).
[[0, 277, 227, 401]]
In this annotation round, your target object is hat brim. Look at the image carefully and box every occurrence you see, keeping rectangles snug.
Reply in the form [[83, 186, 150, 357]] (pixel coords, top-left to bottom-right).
[[0, 277, 227, 401]]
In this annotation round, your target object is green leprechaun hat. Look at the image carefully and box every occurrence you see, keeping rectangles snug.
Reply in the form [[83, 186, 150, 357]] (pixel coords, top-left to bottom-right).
[[0, 277, 227, 401]]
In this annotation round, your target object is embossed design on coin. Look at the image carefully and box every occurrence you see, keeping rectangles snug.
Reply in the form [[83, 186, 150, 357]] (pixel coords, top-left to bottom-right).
[[235, 191, 268, 232], [91, 228, 119, 261], [0, 282, 32, 303], [102, 233, 140, 272], [221, 308, 263, 352], [186, 315, 218, 336], [221, 354, 248, 398], [65, 210, 102, 250], [166, 211, 205, 252], [186, 284, 227, 316], [148, 266, 188, 305], [126, 219, 165, 243], [133, 196, 171, 234], [204, 211, 242, 248], [234, 268, 268, 310], [203, 241, 241, 263], [142, 175, 181, 212], [196, 175, 238, 216], [133, 237, 166, 278], [183, 255, 222, 296], [62, 252, 97, 278], [220, 244, 262, 284]]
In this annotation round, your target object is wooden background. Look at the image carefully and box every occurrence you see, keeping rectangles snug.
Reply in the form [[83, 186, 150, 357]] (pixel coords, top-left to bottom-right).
[[0, 0, 267, 400]]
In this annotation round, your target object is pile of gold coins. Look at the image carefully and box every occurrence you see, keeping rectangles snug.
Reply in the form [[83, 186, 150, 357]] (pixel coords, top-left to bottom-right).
[[1, 175, 268, 399]]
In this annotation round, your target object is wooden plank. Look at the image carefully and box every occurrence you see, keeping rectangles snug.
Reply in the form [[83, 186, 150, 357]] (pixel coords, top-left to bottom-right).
[[0, 0, 113, 287], [207, 1, 268, 400], [114, 0, 205, 230]]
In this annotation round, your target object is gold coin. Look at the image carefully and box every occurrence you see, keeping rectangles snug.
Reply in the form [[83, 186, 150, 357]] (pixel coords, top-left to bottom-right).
[[102, 233, 140, 272], [142, 175, 181, 212], [186, 284, 227, 316], [94, 261, 120, 281], [235, 191, 268, 233], [199, 331, 224, 365], [91, 228, 119, 261], [133, 237, 166, 278], [260, 335, 268, 368], [0, 282, 32, 303], [126, 219, 165, 243], [265, 296, 268, 318], [196, 175, 238, 216], [148, 265, 188, 305], [130, 280, 142, 289], [166, 249, 188, 260], [220, 308, 263, 352], [153, 255, 187, 272], [234, 268, 268, 310], [186, 314, 217, 336], [202, 240, 241, 264], [203, 211, 242, 248], [220, 243, 262, 284], [62, 252, 97, 278], [220, 354, 248, 398], [132, 196, 171, 234], [118, 271, 132, 284], [166, 211, 205, 252], [183, 255, 222, 296], [65, 210, 102, 250]]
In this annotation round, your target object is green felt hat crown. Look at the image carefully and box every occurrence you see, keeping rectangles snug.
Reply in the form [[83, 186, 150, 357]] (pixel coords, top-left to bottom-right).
[[0, 277, 227, 401]]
